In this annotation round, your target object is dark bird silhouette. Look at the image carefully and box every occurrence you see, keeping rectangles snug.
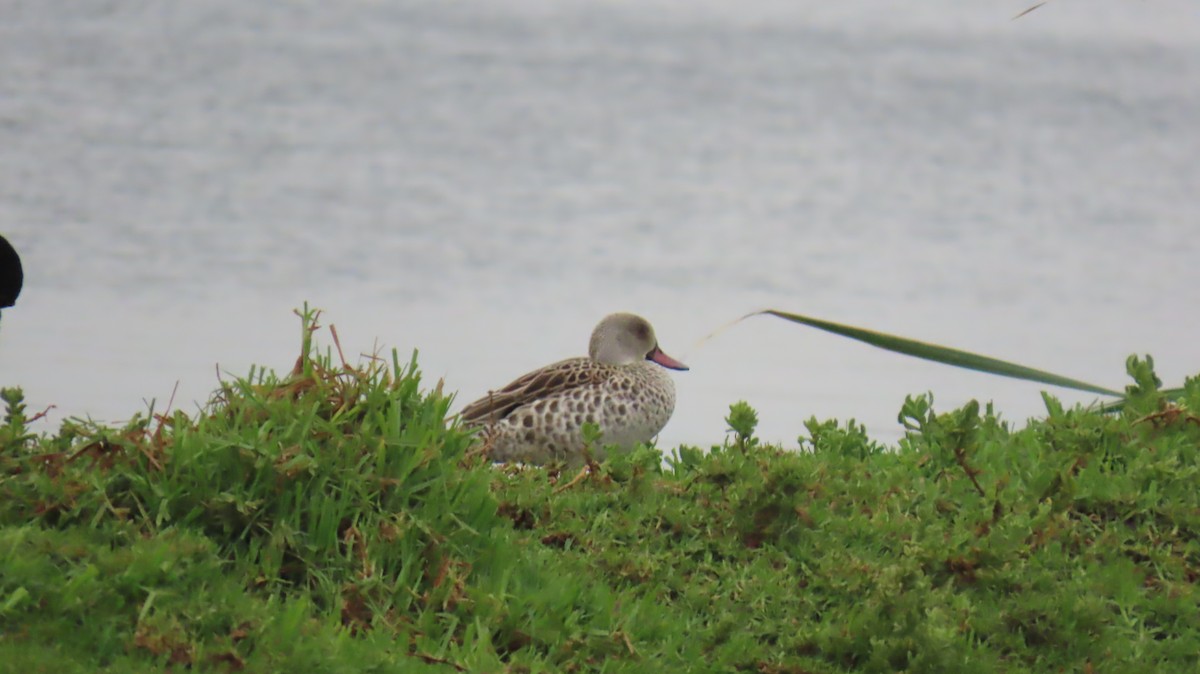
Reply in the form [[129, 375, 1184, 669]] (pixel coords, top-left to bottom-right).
[[0, 234, 22, 309]]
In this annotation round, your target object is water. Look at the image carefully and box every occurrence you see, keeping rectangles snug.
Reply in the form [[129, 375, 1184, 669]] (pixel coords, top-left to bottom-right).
[[1, 0, 1198, 448]]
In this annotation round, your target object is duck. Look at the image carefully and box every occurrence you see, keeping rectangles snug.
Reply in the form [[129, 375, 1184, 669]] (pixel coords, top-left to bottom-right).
[[459, 313, 688, 464]]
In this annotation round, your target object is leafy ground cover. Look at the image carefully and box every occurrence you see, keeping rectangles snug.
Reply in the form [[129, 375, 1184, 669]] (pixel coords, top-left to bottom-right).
[[2, 311, 1199, 672]]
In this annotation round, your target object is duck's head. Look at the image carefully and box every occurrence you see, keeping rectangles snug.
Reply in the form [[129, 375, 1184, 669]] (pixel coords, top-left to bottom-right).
[[588, 313, 688, 371]]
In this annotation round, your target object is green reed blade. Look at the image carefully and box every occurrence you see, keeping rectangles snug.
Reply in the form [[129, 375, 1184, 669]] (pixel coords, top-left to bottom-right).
[[755, 309, 1123, 397]]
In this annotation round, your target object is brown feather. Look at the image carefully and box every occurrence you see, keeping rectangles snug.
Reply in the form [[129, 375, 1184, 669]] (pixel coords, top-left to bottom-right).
[[459, 358, 612, 426]]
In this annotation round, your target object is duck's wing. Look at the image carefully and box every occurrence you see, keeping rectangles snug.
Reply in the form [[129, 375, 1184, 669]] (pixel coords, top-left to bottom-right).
[[459, 358, 610, 426]]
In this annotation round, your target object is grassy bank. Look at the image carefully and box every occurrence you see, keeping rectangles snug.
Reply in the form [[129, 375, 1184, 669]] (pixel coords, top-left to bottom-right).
[[2, 312, 1199, 672]]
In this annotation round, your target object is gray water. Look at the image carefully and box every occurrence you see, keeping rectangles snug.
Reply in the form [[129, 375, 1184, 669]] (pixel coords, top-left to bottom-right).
[[2, 0, 1198, 448]]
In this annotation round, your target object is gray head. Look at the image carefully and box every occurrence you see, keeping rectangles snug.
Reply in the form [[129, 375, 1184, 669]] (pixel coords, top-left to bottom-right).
[[587, 313, 688, 370]]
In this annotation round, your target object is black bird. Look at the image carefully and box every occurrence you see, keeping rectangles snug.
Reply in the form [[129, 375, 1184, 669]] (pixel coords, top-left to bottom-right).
[[0, 234, 22, 309]]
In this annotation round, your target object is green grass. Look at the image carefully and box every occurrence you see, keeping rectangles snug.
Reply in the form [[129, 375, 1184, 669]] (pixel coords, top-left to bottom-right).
[[3, 309, 1200, 672]]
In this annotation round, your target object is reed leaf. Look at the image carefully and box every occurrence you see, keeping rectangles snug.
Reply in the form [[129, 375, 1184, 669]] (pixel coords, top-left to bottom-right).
[[753, 309, 1124, 397]]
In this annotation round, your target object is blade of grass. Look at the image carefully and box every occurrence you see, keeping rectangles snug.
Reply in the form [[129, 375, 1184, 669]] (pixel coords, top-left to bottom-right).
[[753, 309, 1123, 397], [1012, 2, 1048, 20]]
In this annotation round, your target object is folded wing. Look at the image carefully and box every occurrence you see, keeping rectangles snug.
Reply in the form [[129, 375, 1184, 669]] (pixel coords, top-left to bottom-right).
[[459, 358, 611, 426]]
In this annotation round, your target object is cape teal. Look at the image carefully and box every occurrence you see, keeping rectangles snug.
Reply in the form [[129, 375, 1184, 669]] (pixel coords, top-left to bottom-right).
[[459, 313, 688, 464]]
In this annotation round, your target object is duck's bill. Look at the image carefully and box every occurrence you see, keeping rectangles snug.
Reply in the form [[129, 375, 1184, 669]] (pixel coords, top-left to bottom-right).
[[648, 347, 689, 371]]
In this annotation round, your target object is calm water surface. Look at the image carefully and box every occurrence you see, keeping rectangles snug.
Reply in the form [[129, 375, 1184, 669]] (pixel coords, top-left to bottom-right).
[[2, 0, 1198, 447]]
